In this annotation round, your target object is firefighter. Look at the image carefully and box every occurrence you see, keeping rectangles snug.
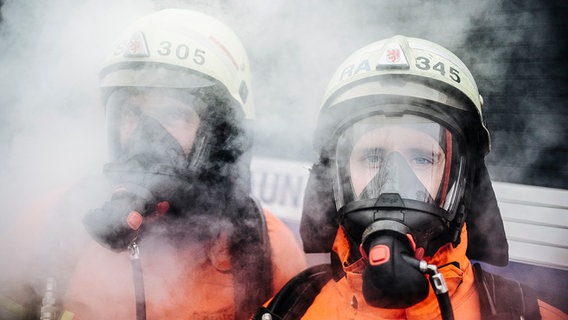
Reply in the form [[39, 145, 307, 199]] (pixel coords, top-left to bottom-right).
[[0, 9, 305, 319], [253, 36, 567, 319]]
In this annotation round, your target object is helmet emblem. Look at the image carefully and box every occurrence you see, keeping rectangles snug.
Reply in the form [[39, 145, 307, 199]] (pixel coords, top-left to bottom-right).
[[124, 31, 150, 58], [387, 49, 401, 63], [376, 42, 409, 70]]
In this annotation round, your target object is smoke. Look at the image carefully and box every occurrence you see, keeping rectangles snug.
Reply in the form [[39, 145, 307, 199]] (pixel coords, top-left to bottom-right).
[[0, 0, 501, 228], [0, 0, 155, 229], [0, 0, 565, 316]]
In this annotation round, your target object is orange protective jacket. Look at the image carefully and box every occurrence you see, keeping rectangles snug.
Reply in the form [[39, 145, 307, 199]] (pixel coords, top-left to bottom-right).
[[0, 184, 307, 319], [61, 211, 305, 319], [299, 226, 567, 320]]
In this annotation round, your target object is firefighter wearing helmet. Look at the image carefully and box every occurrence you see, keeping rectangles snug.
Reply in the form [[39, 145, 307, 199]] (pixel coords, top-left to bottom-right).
[[0, 9, 305, 320], [253, 36, 566, 319]]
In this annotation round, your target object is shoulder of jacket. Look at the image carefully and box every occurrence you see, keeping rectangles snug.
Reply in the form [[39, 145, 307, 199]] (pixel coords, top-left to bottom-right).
[[252, 264, 336, 320]]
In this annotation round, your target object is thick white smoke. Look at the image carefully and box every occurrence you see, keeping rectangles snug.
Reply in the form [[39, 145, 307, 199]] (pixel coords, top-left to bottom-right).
[[0, 0, 500, 295], [0, 0, 565, 316], [0, 0, 495, 228], [0, 0, 156, 229]]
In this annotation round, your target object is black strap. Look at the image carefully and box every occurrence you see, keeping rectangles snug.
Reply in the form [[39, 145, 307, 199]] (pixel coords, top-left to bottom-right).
[[252, 264, 335, 320], [232, 195, 275, 319], [473, 263, 541, 320]]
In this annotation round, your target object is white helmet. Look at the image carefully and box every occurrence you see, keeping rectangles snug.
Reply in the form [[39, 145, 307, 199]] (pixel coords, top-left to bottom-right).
[[99, 8, 254, 119], [319, 35, 489, 154]]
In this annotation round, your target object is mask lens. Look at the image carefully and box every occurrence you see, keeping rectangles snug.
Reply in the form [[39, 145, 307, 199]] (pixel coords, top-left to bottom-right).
[[106, 88, 205, 159], [334, 114, 463, 212]]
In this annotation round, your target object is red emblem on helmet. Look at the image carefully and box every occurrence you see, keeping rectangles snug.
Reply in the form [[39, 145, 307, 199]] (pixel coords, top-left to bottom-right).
[[122, 31, 150, 58], [387, 49, 400, 63], [127, 40, 142, 55]]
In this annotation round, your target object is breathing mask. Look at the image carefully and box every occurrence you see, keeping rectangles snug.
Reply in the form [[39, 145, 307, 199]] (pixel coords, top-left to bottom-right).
[[333, 113, 466, 307], [84, 87, 209, 251]]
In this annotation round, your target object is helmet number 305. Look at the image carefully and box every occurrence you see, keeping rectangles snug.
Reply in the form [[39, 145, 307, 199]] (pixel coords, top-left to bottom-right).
[[415, 56, 460, 83], [157, 41, 206, 65]]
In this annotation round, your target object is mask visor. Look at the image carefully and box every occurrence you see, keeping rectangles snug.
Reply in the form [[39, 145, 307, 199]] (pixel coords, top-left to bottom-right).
[[334, 114, 464, 218]]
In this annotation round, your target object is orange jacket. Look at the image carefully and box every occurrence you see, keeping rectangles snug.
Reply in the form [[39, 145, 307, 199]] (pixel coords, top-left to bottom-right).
[[62, 210, 306, 319], [0, 183, 307, 319], [300, 226, 567, 320]]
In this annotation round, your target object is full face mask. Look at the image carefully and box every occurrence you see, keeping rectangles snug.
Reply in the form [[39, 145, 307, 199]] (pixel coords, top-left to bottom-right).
[[333, 113, 467, 307], [84, 87, 209, 251]]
